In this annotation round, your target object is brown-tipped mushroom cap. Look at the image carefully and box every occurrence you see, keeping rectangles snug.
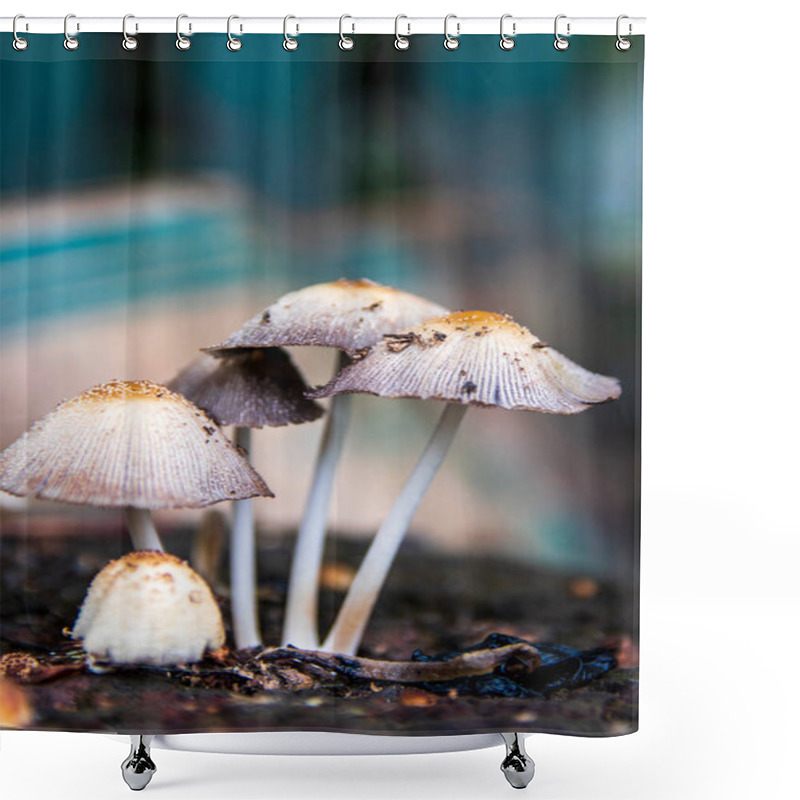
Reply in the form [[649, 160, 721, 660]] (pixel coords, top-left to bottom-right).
[[310, 310, 621, 414], [72, 551, 225, 666], [0, 379, 273, 509], [168, 349, 324, 428], [205, 278, 449, 356]]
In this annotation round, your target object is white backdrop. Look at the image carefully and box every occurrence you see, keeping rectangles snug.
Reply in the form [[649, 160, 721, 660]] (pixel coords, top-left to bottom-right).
[[2, 2, 798, 799]]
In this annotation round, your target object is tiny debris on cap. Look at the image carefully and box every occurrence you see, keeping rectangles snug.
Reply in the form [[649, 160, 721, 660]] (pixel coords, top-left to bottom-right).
[[168, 348, 324, 428], [0, 379, 273, 509], [309, 310, 622, 414], [204, 278, 449, 356], [72, 551, 225, 667]]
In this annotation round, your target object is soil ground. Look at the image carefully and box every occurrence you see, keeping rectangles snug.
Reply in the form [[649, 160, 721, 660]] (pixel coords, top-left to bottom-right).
[[0, 515, 638, 736]]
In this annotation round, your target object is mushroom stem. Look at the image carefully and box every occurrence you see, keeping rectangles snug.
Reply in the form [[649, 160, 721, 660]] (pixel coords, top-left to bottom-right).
[[282, 352, 352, 649], [230, 427, 262, 650], [124, 508, 164, 552], [322, 402, 468, 656]]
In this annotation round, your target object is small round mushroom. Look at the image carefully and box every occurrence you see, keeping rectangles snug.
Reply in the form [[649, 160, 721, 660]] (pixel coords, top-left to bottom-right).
[[310, 310, 622, 655], [168, 349, 323, 650], [72, 551, 224, 666], [205, 279, 448, 650], [0, 379, 273, 551]]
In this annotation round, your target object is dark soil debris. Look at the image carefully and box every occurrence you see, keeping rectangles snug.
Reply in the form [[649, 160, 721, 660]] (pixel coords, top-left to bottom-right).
[[0, 523, 637, 736]]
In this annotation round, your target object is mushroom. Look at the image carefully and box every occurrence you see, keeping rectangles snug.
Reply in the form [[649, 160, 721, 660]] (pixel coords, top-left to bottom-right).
[[168, 349, 323, 650], [72, 551, 225, 666], [0, 379, 272, 551], [310, 310, 622, 655], [167, 349, 324, 430], [206, 278, 449, 355], [206, 278, 448, 649]]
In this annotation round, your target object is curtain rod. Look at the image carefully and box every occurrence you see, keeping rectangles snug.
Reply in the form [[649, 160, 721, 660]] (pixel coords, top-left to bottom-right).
[[1, 16, 646, 37]]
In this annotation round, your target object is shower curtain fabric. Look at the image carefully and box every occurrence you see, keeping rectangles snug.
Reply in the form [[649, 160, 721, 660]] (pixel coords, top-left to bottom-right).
[[0, 32, 643, 737]]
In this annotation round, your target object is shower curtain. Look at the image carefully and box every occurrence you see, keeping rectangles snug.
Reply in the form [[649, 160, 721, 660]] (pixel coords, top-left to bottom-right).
[[0, 31, 642, 738]]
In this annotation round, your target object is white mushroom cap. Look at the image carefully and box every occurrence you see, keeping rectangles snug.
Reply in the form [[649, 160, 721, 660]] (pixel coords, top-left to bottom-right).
[[168, 349, 324, 429], [0, 379, 273, 508], [310, 310, 621, 413], [205, 278, 449, 356], [72, 552, 225, 666]]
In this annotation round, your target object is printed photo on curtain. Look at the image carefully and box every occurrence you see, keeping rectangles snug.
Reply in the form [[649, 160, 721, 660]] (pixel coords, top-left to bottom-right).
[[0, 22, 643, 786]]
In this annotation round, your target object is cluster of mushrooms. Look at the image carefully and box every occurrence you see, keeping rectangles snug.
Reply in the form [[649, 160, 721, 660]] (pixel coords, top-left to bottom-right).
[[0, 278, 620, 669]]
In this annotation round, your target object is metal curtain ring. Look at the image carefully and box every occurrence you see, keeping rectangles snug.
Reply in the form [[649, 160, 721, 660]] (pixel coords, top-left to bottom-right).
[[12, 14, 28, 51], [554, 14, 570, 51], [64, 13, 79, 50], [616, 15, 632, 51], [394, 15, 410, 51], [499, 14, 515, 51], [176, 14, 191, 50], [339, 14, 354, 50], [283, 15, 299, 51], [227, 15, 242, 51], [444, 14, 460, 51], [122, 14, 138, 51]]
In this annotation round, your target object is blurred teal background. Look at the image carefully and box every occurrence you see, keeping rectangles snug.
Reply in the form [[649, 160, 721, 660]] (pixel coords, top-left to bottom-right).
[[0, 34, 642, 578]]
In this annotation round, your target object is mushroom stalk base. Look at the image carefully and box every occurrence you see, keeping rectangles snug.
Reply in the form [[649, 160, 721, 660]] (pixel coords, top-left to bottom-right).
[[322, 402, 468, 655], [282, 352, 352, 650], [231, 427, 262, 649], [124, 508, 164, 552]]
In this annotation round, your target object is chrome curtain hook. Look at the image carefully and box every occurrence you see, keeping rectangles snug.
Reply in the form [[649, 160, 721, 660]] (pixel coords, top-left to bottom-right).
[[227, 15, 242, 51], [339, 14, 355, 50], [616, 14, 632, 51], [12, 14, 28, 51], [554, 14, 570, 51], [176, 14, 191, 50], [394, 14, 410, 51], [283, 15, 299, 51], [499, 14, 515, 51], [64, 13, 79, 51], [122, 15, 138, 51], [443, 14, 460, 51]]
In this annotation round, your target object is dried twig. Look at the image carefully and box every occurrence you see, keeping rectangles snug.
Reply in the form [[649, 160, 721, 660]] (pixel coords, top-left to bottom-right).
[[251, 641, 541, 684]]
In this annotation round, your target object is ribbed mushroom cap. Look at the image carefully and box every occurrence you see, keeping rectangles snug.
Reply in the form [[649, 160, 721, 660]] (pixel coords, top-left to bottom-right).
[[168, 349, 324, 428], [310, 311, 621, 413], [0, 379, 273, 509], [205, 278, 449, 356], [72, 551, 225, 666]]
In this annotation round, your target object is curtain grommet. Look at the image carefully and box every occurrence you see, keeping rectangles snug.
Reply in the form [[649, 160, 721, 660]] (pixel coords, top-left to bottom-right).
[[499, 14, 515, 51], [64, 13, 79, 51], [394, 15, 411, 51], [227, 15, 243, 51], [122, 15, 138, 51], [12, 15, 28, 51], [176, 14, 191, 50], [339, 14, 355, 51], [554, 15, 570, 51], [443, 14, 460, 51], [283, 15, 299, 51], [615, 15, 632, 51]]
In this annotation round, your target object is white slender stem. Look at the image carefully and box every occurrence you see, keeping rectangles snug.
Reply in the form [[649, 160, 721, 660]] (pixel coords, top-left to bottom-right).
[[124, 507, 164, 552], [322, 402, 468, 656], [231, 427, 262, 649], [282, 352, 353, 649]]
